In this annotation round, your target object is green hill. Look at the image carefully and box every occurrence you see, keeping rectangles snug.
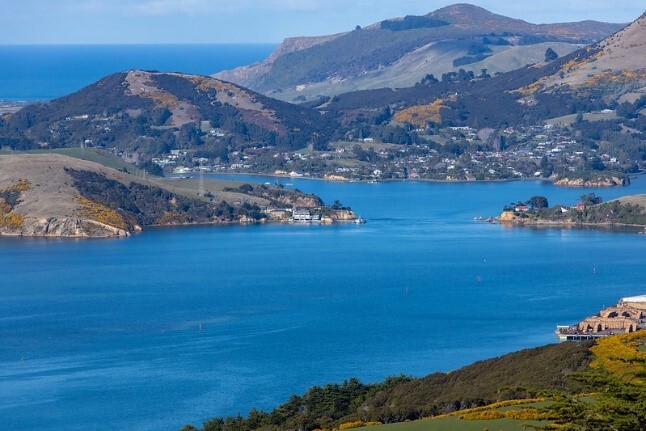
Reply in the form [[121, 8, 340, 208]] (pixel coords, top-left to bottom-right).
[[181, 332, 646, 431]]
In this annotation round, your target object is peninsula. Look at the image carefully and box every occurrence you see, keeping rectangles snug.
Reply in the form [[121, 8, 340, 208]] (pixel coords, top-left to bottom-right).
[[0, 152, 357, 238], [497, 193, 646, 230]]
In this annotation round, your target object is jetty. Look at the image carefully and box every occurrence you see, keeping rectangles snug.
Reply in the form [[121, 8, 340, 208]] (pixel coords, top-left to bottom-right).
[[556, 295, 646, 341]]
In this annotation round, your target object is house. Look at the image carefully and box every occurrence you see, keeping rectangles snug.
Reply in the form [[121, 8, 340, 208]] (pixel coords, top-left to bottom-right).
[[292, 208, 321, 222], [514, 205, 529, 212], [574, 203, 586, 210]]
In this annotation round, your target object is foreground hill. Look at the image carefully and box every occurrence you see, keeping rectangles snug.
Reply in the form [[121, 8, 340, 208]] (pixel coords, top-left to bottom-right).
[[0, 153, 346, 238], [214, 4, 623, 101], [181, 340, 594, 430], [183, 331, 646, 431]]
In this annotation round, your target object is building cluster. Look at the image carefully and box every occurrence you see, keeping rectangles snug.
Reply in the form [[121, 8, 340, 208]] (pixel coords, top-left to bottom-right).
[[150, 119, 626, 182], [557, 295, 646, 341]]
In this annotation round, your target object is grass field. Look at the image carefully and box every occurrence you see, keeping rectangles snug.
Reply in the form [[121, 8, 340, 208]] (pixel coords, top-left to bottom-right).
[[545, 110, 618, 126], [616, 193, 646, 208], [358, 416, 547, 431], [8, 147, 148, 177], [354, 400, 552, 431]]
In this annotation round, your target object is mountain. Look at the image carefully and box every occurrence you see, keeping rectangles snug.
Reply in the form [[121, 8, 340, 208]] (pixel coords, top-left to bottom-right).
[[214, 4, 624, 102], [322, 12, 646, 128], [1, 15, 643, 185], [0, 70, 333, 157]]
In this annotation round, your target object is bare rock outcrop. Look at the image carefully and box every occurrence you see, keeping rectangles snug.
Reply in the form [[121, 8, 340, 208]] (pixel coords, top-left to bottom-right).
[[553, 176, 627, 187]]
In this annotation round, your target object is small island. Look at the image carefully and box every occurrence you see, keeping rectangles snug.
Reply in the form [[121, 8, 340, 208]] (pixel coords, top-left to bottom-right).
[[497, 193, 646, 230]]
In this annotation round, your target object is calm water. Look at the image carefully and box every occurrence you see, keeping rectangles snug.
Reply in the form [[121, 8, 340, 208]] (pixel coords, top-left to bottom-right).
[[0, 44, 276, 101], [1, 176, 645, 431]]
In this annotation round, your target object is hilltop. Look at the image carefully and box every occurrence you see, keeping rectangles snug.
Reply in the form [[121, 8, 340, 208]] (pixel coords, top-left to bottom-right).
[[518, 12, 646, 102], [214, 4, 624, 102], [0, 70, 332, 159]]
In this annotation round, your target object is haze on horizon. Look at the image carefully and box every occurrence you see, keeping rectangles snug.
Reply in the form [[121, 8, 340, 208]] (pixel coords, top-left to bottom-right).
[[0, 0, 643, 45]]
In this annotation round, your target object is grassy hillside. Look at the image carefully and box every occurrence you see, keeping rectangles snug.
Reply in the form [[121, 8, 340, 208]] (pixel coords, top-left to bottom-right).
[[181, 341, 593, 431], [182, 332, 646, 431], [0, 71, 334, 157]]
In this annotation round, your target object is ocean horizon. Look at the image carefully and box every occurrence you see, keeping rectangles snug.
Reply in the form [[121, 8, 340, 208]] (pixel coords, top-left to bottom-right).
[[0, 44, 276, 101]]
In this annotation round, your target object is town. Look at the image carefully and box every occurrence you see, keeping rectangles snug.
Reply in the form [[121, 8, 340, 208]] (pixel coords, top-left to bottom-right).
[[147, 114, 631, 184]]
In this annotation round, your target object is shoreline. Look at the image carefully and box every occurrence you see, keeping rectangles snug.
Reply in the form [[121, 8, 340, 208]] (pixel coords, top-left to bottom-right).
[[0, 213, 360, 240], [204, 171, 644, 187], [498, 219, 646, 231]]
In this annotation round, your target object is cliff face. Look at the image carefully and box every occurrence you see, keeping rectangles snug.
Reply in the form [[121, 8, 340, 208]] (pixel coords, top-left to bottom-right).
[[4, 217, 131, 238]]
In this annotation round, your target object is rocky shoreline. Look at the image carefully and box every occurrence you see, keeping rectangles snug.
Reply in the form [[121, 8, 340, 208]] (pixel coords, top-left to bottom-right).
[[553, 176, 629, 188]]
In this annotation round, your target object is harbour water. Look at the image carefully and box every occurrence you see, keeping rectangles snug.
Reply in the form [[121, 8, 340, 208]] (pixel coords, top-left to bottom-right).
[[1, 176, 645, 431], [1, 44, 645, 431]]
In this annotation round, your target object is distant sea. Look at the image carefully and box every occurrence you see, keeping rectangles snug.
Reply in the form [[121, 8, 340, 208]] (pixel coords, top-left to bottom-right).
[[0, 44, 276, 101]]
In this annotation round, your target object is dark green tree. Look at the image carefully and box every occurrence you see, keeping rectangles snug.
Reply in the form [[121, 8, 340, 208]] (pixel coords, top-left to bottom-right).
[[580, 193, 603, 206], [545, 47, 558, 62], [528, 195, 549, 209]]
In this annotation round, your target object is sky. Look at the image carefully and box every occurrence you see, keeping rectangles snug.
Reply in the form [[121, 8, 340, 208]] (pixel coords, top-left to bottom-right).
[[0, 0, 643, 44]]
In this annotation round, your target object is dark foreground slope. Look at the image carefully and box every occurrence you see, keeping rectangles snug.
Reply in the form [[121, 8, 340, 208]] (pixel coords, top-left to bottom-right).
[[182, 341, 593, 431]]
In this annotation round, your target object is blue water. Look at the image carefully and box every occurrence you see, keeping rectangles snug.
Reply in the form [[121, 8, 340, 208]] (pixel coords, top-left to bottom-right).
[[0, 44, 276, 101], [1, 176, 645, 431]]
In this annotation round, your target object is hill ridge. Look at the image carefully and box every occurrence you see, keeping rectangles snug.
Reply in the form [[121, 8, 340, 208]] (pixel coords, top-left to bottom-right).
[[213, 3, 624, 102]]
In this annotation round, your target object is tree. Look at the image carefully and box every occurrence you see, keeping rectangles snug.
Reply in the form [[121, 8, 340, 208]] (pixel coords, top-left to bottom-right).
[[528, 195, 549, 209], [580, 193, 603, 206], [540, 155, 553, 177], [586, 156, 606, 171], [545, 47, 558, 62], [139, 160, 164, 177]]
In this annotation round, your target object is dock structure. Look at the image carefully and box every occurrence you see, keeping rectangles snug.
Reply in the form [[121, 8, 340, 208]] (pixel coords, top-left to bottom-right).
[[556, 295, 646, 341]]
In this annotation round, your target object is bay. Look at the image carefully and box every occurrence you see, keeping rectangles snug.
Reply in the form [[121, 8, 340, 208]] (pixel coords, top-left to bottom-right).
[[0, 44, 276, 101], [1, 176, 645, 431]]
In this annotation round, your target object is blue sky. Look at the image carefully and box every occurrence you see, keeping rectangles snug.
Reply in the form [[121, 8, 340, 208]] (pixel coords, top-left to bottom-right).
[[0, 0, 643, 44]]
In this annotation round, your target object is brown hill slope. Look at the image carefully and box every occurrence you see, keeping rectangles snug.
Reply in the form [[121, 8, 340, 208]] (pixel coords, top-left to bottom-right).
[[0, 70, 333, 157], [522, 12, 646, 100], [0, 153, 331, 238], [0, 154, 141, 237]]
